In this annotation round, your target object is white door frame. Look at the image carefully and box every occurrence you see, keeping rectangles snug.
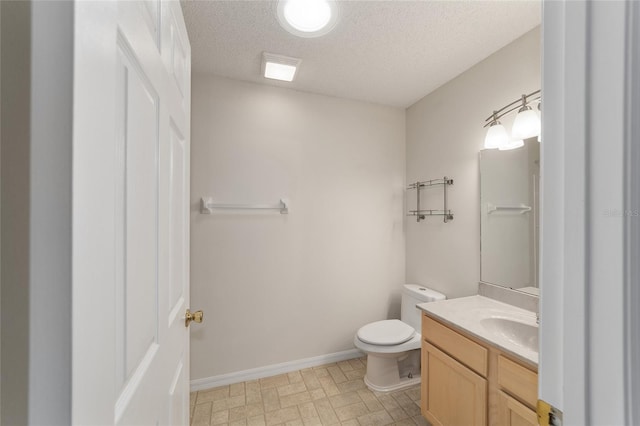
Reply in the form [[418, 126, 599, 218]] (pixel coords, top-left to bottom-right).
[[540, 1, 639, 424]]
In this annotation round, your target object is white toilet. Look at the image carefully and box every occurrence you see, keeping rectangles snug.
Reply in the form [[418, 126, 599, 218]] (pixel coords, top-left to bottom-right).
[[354, 284, 445, 392]]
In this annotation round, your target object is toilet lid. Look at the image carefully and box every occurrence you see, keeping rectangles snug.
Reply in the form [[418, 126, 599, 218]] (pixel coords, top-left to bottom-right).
[[356, 319, 416, 346]]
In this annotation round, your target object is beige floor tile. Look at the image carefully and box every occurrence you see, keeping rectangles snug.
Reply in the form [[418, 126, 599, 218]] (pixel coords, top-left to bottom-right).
[[348, 358, 365, 370], [392, 419, 417, 426], [404, 387, 421, 402], [230, 382, 246, 397], [247, 415, 267, 426], [212, 409, 230, 425], [344, 369, 365, 381], [260, 374, 290, 389], [334, 402, 369, 422], [390, 392, 414, 408], [357, 409, 395, 426], [298, 401, 319, 419], [362, 399, 385, 413], [336, 361, 354, 373], [309, 388, 327, 401], [288, 371, 304, 383], [313, 367, 330, 378], [247, 383, 263, 405], [199, 386, 231, 403], [302, 417, 323, 426], [265, 407, 301, 426], [261, 388, 281, 412], [246, 403, 265, 418], [229, 405, 248, 421], [314, 398, 340, 425], [277, 382, 307, 397], [301, 370, 323, 390], [329, 392, 361, 409], [191, 359, 430, 426], [327, 366, 348, 384], [191, 402, 212, 426], [318, 376, 341, 397], [386, 406, 409, 421], [336, 379, 366, 394], [280, 391, 312, 408], [412, 415, 430, 426], [377, 394, 400, 411]]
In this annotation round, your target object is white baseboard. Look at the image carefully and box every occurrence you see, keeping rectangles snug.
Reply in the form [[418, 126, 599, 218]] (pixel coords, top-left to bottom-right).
[[190, 349, 365, 392]]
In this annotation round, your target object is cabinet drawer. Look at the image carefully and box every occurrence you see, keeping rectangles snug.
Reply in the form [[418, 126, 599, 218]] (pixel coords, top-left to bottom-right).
[[422, 314, 488, 377], [498, 355, 538, 408]]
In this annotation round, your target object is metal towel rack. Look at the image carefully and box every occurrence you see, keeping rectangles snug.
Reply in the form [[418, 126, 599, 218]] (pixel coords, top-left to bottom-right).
[[487, 203, 532, 214], [200, 197, 289, 214], [406, 177, 454, 223]]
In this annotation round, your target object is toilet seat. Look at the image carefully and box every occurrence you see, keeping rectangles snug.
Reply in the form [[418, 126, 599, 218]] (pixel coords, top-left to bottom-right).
[[356, 319, 415, 346]]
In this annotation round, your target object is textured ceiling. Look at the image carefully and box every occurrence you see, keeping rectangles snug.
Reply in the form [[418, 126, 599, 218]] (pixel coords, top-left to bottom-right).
[[182, 1, 541, 108]]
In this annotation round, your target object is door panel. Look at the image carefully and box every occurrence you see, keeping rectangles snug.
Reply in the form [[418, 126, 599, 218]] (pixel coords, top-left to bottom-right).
[[73, 1, 191, 424], [169, 121, 187, 318], [117, 39, 161, 382]]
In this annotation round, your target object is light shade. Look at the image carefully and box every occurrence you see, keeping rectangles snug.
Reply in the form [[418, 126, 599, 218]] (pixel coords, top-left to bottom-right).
[[512, 108, 541, 140], [277, 0, 339, 38], [499, 139, 525, 151], [262, 53, 301, 82], [484, 123, 509, 149]]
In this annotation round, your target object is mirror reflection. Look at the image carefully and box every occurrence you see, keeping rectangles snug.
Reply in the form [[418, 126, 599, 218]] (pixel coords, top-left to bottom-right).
[[480, 141, 540, 292]]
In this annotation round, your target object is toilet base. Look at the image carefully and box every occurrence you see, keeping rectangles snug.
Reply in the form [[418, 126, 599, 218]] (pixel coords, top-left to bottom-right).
[[362, 348, 421, 393]]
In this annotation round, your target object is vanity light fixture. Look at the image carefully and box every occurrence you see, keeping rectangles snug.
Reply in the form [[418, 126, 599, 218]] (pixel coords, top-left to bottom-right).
[[512, 95, 542, 140], [483, 90, 541, 150], [484, 113, 510, 149], [262, 52, 301, 82], [277, 0, 339, 38]]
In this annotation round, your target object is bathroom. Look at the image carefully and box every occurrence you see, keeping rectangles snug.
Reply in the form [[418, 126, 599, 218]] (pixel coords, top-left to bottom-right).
[[1, 1, 636, 425], [187, 0, 540, 424]]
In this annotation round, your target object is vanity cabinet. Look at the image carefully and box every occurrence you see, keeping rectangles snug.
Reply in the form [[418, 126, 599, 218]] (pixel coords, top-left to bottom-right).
[[421, 313, 538, 426]]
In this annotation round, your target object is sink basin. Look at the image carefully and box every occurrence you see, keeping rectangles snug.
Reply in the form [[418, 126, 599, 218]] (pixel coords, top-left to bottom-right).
[[480, 317, 538, 352]]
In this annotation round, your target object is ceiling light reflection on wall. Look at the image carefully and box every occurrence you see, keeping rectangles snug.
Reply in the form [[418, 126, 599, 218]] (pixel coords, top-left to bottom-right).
[[277, 0, 339, 38], [262, 52, 301, 82]]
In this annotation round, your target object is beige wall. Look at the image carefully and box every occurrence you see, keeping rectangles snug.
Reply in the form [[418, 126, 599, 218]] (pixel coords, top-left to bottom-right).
[[190, 75, 406, 380], [405, 27, 541, 299]]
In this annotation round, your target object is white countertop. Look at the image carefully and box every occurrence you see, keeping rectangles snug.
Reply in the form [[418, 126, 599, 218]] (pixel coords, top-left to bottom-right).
[[417, 295, 538, 367]]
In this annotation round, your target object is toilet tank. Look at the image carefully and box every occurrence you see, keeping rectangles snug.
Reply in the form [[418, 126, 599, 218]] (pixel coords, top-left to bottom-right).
[[401, 284, 446, 332]]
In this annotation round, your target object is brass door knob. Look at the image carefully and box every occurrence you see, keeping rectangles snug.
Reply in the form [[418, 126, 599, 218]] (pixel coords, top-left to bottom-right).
[[185, 309, 204, 327]]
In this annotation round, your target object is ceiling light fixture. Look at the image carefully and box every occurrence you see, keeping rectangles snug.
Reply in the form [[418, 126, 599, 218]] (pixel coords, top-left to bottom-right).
[[482, 90, 541, 150], [277, 0, 339, 38], [262, 52, 301, 82]]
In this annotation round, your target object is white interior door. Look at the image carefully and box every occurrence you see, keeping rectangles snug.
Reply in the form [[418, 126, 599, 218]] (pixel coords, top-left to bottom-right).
[[72, 1, 192, 424]]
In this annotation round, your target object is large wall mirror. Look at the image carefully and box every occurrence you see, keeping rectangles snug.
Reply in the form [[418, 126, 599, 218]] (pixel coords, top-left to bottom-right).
[[479, 141, 539, 292]]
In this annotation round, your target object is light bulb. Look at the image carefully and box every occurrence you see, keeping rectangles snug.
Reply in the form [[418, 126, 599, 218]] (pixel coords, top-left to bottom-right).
[[277, 0, 338, 38], [484, 122, 509, 149], [512, 107, 541, 140]]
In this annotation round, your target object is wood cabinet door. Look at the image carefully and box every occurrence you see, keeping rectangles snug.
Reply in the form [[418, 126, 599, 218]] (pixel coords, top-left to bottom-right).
[[498, 391, 538, 426], [421, 342, 487, 426]]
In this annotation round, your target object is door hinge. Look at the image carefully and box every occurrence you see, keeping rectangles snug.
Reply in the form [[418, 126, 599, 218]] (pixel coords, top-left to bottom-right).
[[537, 399, 563, 426]]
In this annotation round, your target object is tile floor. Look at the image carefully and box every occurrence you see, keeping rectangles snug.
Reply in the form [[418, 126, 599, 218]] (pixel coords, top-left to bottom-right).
[[189, 357, 430, 426]]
